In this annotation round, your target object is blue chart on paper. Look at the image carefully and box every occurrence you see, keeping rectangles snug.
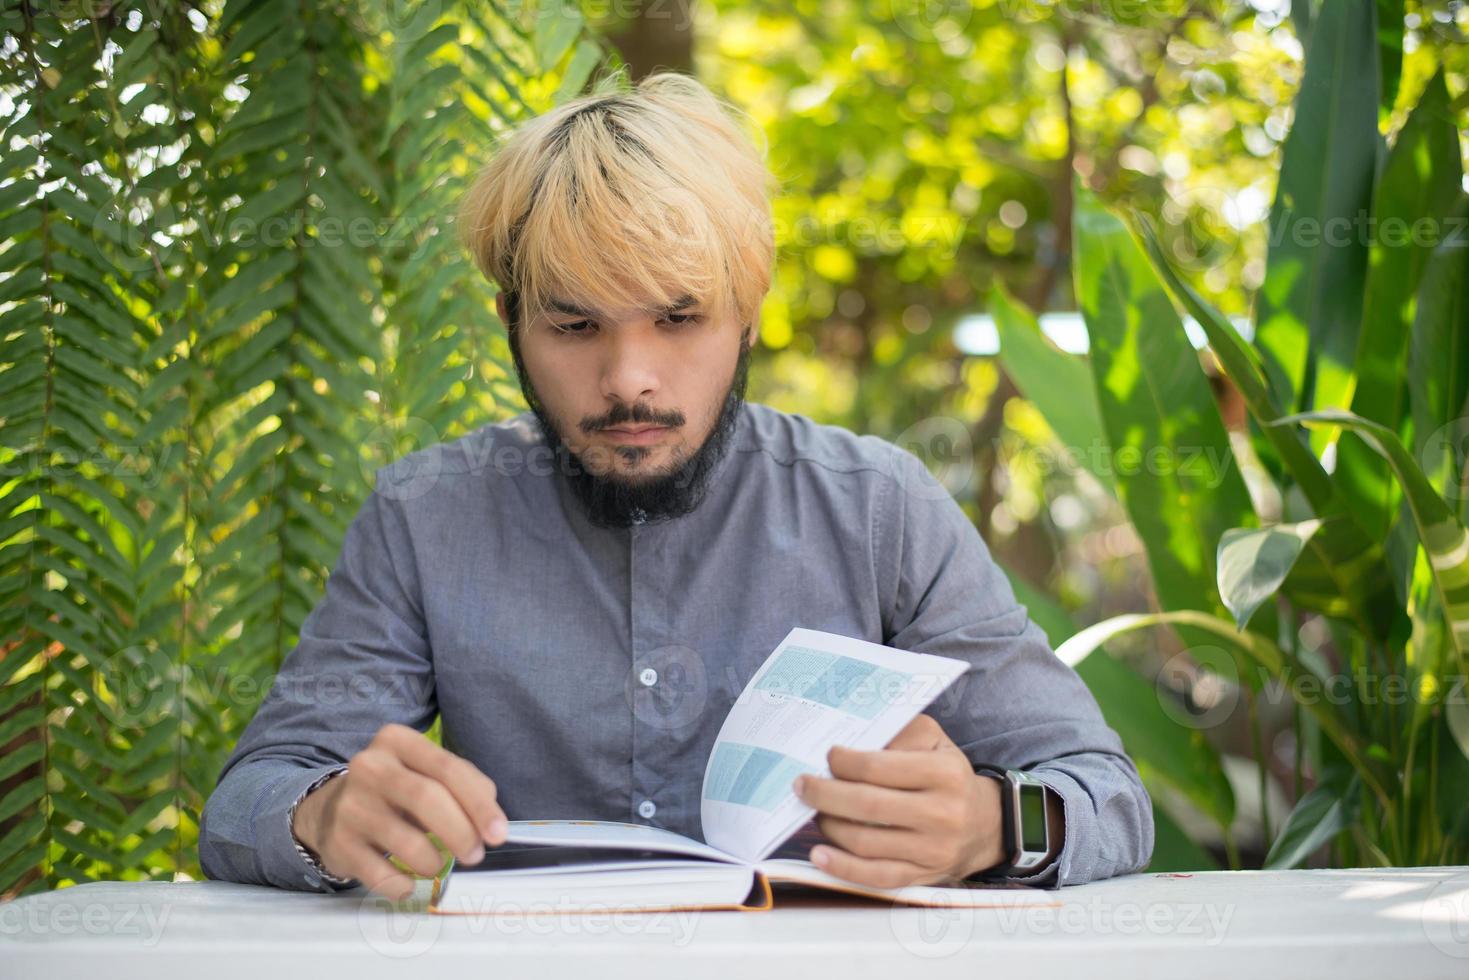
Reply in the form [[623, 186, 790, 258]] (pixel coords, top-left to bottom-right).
[[704, 742, 819, 811], [752, 645, 904, 721]]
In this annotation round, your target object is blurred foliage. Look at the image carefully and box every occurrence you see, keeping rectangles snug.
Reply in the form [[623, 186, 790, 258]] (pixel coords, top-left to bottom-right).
[[1013, 0, 1469, 870], [697, 0, 1467, 866], [709, 0, 1302, 431], [0, 0, 613, 897], [2, 0, 1467, 897]]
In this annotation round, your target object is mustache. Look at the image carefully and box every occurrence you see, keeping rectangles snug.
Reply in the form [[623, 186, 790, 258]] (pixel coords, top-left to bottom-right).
[[581, 406, 685, 433]]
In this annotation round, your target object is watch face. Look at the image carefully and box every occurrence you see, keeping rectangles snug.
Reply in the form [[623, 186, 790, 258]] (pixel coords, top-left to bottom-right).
[[1019, 783, 1048, 853]]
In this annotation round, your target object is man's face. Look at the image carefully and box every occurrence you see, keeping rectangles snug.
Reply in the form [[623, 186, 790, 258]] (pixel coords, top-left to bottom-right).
[[497, 288, 755, 528]]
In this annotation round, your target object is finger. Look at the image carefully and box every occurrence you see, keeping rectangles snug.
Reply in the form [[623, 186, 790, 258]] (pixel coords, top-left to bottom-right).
[[795, 773, 926, 830], [340, 841, 418, 902], [826, 744, 957, 790], [883, 713, 947, 751], [810, 844, 949, 890], [364, 801, 457, 878], [385, 728, 507, 843], [378, 764, 487, 866], [815, 812, 940, 867]]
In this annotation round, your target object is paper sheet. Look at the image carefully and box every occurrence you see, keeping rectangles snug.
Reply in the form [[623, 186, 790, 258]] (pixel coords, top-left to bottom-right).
[[700, 627, 969, 862]]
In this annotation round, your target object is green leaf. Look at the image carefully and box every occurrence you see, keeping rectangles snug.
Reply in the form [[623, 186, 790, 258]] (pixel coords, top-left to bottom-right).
[[555, 39, 604, 104], [1254, 0, 1380, 419], [1138, 215, 1333, 508], [534, 0, 583, 73], [1408, 194, 1469, 507], [1218, 520, 1322, 630], [1291, 0, 1317, 46], [1278, 409, 1469, 662], [220, 0, 290, 64], [1339, 70, 1463, 539], [1263, 772, 1359, 869], [1138, 216, 1402, 642], [1448, 697, 1469, 765], [1073, 182, 1256, 623], [991, 283, 1113, 492], [1375, 0, 1404, 115]]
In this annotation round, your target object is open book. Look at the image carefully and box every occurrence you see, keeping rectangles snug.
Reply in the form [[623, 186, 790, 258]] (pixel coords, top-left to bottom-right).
[[430, 627, 1057, 914]]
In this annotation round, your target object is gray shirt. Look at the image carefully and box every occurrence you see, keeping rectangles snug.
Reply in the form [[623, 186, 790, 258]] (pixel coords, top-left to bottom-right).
[[198, 402, 1153, 892]]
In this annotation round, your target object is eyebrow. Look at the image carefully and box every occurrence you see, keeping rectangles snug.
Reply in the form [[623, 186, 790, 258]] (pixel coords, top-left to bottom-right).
[[547, 293, 699, 320]]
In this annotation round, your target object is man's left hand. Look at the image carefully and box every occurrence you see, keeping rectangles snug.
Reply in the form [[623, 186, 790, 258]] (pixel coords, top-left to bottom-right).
[[791, 713, 1004, 888]]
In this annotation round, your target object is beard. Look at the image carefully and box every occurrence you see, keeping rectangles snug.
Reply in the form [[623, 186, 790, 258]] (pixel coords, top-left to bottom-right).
[[507, 327, 752, 529]]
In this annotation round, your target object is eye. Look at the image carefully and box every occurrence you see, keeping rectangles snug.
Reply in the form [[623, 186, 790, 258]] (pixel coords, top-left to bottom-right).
[[551, 320, 595, 336], [662, 313, 704, 327]]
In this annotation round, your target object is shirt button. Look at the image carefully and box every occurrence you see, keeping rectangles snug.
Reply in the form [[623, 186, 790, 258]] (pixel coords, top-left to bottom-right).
[[639, 667, 658, 687], [638, 799, 657, 819]]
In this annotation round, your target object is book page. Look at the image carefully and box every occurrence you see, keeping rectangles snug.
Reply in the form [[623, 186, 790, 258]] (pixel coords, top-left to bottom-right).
[[500, 818, 740, 864], [754, 858, 1057, 908], [700, 628, 968, 863]]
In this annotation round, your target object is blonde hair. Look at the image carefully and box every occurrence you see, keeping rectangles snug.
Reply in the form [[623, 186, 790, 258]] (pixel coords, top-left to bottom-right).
[[457, 71, 776, 336]]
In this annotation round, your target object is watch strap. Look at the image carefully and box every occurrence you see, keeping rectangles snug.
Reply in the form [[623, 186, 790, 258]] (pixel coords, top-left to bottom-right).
[[969, 763, 1019, 877]]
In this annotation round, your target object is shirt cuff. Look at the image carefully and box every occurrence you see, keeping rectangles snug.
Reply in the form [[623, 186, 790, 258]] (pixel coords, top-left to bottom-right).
[[286, 763, 359, 889]]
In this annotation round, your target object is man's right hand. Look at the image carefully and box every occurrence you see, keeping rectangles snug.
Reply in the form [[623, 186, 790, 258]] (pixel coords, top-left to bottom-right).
[[292, 723, 509, 901]]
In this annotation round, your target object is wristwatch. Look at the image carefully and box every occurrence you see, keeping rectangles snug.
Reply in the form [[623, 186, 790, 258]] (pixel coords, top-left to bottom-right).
[[970, 763, 1054, 876]]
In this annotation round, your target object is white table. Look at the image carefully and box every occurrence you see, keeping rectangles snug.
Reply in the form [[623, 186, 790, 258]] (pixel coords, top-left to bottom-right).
[[4, 867, 1468, 978]]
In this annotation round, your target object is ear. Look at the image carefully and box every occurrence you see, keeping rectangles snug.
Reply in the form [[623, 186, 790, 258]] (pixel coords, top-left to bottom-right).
[[495, 291, 509, 324]]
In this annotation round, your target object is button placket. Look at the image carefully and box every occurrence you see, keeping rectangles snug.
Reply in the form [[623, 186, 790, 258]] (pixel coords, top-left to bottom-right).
[[629, 521, 652, 824]]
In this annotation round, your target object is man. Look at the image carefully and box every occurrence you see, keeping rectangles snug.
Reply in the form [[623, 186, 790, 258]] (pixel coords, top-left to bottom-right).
[[199, 72, 1152, 901]]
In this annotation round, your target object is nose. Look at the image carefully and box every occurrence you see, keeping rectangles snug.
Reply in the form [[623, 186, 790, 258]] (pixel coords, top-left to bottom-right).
[[599, 326, 660, 408]]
